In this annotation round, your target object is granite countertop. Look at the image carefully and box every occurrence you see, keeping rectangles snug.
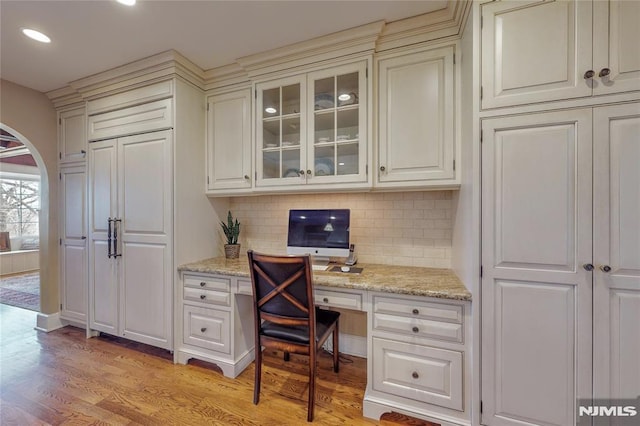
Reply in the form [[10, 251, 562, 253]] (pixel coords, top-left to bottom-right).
[[178, 257, 471, 301]]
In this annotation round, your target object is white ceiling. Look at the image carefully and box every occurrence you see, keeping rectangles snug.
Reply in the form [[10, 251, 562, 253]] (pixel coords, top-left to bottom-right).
[[0, 0, 448, 94]]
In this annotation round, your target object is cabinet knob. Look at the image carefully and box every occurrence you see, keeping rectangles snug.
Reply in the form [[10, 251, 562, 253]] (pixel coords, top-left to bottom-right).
[[200, 282, 206, 287], [412, 308, 419, 315], [380, 166, 386, 172], [81, 236, 87, 240], [298, 169, 305, 176], [599, 68, 611, 78], [412, 326, 419, 333], [200, 327, 207, 333], [584, 70, 595, 79], [412, 371, 419, 379], [306, 169, 312, 175], [81, 149, 87, 155], [244, 175, 250, 180], [200, 294, 206, 299], [599, 265, 612, 273], [583, 263, 594, 271], [323, 297, 329, 303]]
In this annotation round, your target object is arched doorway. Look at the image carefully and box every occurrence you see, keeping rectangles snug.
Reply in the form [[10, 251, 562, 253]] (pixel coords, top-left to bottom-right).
[[0, 125, 47, 312]]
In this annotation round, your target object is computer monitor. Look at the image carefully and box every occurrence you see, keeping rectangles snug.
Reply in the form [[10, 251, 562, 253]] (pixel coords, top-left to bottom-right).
[[287, 209, 350, 269]]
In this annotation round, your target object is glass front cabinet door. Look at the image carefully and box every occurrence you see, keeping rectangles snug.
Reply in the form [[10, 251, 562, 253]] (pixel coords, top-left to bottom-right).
[[255, 61, 368, 189]]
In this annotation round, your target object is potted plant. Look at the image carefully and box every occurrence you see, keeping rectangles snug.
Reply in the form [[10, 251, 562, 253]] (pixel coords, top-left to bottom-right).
[[220, 211, 241, 259]]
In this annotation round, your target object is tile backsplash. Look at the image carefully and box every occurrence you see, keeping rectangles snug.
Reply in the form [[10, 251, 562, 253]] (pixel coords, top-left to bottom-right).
[[229, 191, 453, 268]]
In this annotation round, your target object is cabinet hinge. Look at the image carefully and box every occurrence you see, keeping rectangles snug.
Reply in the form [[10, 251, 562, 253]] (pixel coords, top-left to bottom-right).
[[207, 176, 210, 185], [480, 400, 483, 413], [59, 118, 61, 125], [366, 68, 368, 79], [480, 86, 483, 100], [60, 303, 63, 310], [453, 53, 456, 65], [480, 266, 484, 277], [206, 103, 210, 112], [481, 15, 483, 30], [453, 160, 456, 171], [59, 152, 62, 160], [366, 164, 368, 174], [59, 238, 62, 246], [480, 130, 483, 143], [254, 90, 257, 99], [255, 171, 257, 181], [59, 172, 62, 180]]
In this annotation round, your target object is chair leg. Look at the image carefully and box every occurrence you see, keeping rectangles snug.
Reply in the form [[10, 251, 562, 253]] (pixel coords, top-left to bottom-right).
[[254, 345, 262, 405], [284, 351, 290, 362], [307, 355, 316, 422], [333, 322, 339, 373]]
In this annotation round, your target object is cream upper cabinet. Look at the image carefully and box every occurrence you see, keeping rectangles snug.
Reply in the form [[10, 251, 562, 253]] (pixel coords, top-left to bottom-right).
[[205, 89, 252, 194], [376, 45, 457, 189], [255, 61, 369, 191], [481, 0, 639, 109], [58, 106, 87, 163], [593, 0, 640, 96]]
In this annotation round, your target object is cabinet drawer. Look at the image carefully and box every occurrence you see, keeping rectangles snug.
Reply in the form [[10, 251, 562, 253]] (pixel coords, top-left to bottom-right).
[[315, 289, 363, 311], [88, 98, 173, 141], [183, 306, 230, 354], [373, 296, 463, 323], [184, 275, 230, 292], [372, 337, 463, 411], [373, 312, 463, 343], [236, 278, 253, 296], [184, 287, 230, 306]]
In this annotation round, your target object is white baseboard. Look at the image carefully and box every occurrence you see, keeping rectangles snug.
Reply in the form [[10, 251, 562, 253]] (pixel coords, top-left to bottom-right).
[[35, 311, 65, 332]]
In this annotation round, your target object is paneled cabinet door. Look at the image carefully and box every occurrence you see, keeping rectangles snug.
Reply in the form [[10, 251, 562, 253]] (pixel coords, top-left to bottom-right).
[[481, 109, 593, 426], [593, 1, 640, 96], [59, 165, 87, 323], [206, 89, 252, 193], [377, 46, 455, 187], [593, 103, 640, 401], [481, 0, 593, 108], [59, 106, 87, 163]]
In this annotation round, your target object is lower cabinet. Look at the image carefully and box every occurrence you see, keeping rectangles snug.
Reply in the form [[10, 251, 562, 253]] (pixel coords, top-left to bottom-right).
[[175, 273, 254, 378], [364, 293, 471, 425]]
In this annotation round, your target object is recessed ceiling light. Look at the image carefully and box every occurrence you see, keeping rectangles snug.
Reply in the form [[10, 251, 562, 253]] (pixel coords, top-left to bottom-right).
[[116, 0, 136, 6], [21, 28, 51, 43]]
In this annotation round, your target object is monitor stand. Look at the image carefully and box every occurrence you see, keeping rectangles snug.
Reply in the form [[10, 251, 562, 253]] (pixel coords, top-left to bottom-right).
[[311, 256, 330, 271]]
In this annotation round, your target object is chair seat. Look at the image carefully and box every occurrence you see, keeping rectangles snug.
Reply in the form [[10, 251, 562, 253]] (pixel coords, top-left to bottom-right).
[[261, 308, 340, 344]]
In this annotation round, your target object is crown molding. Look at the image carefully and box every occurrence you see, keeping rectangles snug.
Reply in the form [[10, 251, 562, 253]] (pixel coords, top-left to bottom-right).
[[46, 86, 84, 109], [236, 20, 385, 80], [376, 0, 471, 52], [69, 50, 205, 100], [203, 63, 250, 92]]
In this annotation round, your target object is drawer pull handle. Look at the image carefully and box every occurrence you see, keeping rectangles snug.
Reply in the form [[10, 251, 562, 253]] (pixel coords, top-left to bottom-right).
[[200, 282, 206, 287], [412, 371, 419, 379], [200, 327, 207, 333], [412, 309, 419, 315], [412, 326, 419, 333], [200, 295, 206, 300], [323, 297, 329, 303]]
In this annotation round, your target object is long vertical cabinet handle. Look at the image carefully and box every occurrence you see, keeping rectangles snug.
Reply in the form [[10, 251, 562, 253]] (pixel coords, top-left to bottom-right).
[[114, 218, 122, 258], [107, 218, 113, 258]]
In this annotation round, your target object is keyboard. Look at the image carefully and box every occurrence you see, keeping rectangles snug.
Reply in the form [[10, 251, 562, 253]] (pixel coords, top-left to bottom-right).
[[311, 264, 329, 271]]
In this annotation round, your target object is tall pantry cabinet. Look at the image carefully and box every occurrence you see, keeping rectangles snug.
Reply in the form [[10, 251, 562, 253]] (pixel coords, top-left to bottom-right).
[[83, 78, 213, 350], [58, 105, 88, 325], [478, 1, 640, 425]]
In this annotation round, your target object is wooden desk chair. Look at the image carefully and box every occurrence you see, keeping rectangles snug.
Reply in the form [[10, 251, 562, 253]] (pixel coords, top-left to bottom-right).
[[247, 250, 340, 422]]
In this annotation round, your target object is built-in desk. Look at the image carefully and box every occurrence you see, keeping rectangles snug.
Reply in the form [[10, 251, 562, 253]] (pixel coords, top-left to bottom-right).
[[176, 257, 472, 425]]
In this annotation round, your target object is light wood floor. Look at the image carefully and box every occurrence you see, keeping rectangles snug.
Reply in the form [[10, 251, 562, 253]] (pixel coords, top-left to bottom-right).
[[0, 304, 433, 425]]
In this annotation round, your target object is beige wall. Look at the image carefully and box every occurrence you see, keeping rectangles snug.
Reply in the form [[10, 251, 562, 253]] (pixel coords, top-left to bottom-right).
[[229, 190, 454, 268], [0, 79, 58, 314]]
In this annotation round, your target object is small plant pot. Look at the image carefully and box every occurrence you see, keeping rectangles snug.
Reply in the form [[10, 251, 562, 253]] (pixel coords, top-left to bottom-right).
[[224, 244, 241, 259]]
